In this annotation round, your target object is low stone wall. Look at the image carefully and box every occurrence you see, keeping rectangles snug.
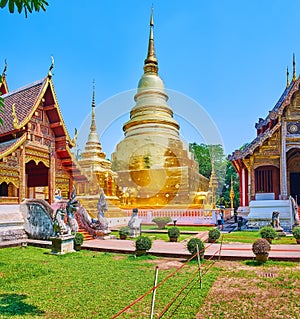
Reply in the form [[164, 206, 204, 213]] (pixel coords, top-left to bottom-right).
[[0, 205, 26, 244], [0, 228, 26, 242]]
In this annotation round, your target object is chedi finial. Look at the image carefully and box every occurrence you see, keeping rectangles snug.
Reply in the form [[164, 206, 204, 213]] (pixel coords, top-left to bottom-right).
[[144, 6, 158, 74]]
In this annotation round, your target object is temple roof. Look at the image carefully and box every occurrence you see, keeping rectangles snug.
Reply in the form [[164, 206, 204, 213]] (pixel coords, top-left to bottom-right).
[[0, 78, 45, 135], [0, 135, 26, 159], [255, 82, 294, 130], [229, 76, 300, 161], [0, 75, 75, 147]]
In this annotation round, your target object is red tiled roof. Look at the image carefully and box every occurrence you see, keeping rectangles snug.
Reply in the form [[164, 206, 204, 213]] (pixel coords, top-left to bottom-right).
[[0, 78, 46, 135]]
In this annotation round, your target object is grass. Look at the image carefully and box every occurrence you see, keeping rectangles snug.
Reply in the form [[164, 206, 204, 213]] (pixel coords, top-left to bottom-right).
[[1, 247, 299, 319], [0, 247, 218, 319], [141, 225, 214, 232], [112, 225, 298, 244], [196, 260, 300, 319], [221, 231, 298, 244], [111, 225, 214, 242]]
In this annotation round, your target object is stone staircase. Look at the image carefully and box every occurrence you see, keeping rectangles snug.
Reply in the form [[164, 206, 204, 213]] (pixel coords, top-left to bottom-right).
[[78, 228, 94, 241]]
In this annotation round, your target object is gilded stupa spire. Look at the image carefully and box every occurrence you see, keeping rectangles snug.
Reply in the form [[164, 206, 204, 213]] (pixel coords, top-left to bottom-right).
[[90, 80, 97, 133], [286, 66, 290, 88], [293, 53, 297, 82], [84, 80, 104, 152], [144, 7, 158, 74]]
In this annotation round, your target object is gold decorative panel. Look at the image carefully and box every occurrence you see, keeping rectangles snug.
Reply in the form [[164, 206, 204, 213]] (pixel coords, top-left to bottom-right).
[[25, 149, 49, 167]]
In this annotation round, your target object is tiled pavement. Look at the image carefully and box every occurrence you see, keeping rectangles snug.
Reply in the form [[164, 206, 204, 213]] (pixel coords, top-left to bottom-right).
[[80, 237, 300, 261]]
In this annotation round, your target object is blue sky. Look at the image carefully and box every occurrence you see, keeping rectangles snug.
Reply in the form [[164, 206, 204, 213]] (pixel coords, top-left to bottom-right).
[[1, 1, 300, 158]]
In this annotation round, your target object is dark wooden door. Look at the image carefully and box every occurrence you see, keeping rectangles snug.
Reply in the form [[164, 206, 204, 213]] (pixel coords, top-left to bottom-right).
[[290, 172, 300, 204]]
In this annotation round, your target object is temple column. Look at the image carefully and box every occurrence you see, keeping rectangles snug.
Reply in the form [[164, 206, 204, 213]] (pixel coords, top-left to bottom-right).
[[19, 146, 26, 202], [48, 147, 55, 203], [241, 168, 246, 206], [280, 122, 288, 198], [247, 170, 251, 205]]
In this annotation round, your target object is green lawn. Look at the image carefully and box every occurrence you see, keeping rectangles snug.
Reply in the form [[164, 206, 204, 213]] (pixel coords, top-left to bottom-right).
[[111, 225, 214, 242], [141, 225, 214, 232], [0, 247, 218, 319], [221, 231, 297, 244], [111, 226, 298, 244]]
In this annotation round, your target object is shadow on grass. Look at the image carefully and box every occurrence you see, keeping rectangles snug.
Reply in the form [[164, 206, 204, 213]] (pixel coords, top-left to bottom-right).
[[0, 294, 44, 316]]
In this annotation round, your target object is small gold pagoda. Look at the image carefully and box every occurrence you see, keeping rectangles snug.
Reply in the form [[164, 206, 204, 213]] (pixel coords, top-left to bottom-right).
[[75, 84, 120, 216], [111, 11, 209, 208]]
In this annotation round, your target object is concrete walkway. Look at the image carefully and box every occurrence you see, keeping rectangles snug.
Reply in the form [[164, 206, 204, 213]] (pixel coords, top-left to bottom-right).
[[79, 238, 300, 261], [2, 236, 294, 262], [10, 235, 298, 262]]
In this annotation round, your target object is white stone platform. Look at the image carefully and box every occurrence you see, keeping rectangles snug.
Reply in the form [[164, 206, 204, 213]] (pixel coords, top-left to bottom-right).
[[0, 205, 25, 242], [248, 199, 294, 230]]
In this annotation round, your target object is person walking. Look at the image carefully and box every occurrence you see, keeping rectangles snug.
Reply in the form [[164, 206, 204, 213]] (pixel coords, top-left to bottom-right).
[[217, 211, 222, 229]]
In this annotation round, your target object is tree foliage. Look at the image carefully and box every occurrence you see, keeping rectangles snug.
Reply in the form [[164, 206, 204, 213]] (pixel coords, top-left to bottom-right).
[[217, 160, 240, 209], [190, 143, 227, 193], [190, 142, 240, 208], [0, 0, 48, 17]]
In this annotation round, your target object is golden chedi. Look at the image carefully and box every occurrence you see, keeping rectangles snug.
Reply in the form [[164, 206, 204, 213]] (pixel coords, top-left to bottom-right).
[[111, 12, 208, 208], [76, 85, 120, 217]]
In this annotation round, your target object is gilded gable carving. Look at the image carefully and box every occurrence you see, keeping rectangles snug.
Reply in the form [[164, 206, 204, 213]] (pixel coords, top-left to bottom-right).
[[0, 163, 19, 187], [254, 130, 280, 158], [25, 149, 49, 167]]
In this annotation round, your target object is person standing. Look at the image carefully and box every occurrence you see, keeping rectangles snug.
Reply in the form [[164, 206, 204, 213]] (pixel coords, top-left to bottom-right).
[[217, 212, 222, 229]]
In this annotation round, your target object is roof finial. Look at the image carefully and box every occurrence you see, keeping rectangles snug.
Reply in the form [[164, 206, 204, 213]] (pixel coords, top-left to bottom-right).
[[293, 53, 297, 82], [48, 56, 54, 77], [2, 59, 7, 76], [144, 6, 158, 74], [286, 66, 290, 88]]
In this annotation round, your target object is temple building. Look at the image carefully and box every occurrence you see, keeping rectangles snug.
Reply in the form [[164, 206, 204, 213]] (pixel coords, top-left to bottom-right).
[[0, 64, 86, 204], [111, 12, 209, 208], [229, 57, 300, 227]]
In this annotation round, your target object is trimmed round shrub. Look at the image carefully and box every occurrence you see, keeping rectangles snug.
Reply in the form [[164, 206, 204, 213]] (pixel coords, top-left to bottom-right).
[[208, 228, 221, 241], [292, 226, 300, 240], [119, 226, 130, 237], [152, 216, 172, 229], [167, 226, 180, 239], [259, 226, 277, 240], [135, 235, 152, 251], [252, 238, 271, 256], [187, 238, 205, 257]]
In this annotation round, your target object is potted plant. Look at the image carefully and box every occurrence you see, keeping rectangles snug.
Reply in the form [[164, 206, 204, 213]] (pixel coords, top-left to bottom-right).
[[135, 235, 152, 256], [167, 226, 180, 242], [119, 226, 130, 240], [208, 228, 221, 243], [252, 238, 271, 263], [292, 226, 300, 244], [152, 216, 172, 229], [73, 232, 84, 251], [187, 238, 205, 259], [259, 226, 277, 243]]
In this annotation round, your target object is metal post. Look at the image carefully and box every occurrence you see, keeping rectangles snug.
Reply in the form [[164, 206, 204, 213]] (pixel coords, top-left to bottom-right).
[[150, 266, 159, 319], [218, 235, 223, 261], [196, 244, 202, 289]]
